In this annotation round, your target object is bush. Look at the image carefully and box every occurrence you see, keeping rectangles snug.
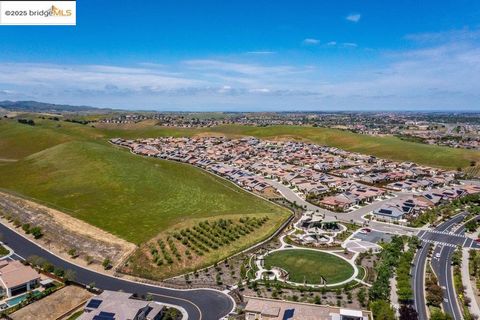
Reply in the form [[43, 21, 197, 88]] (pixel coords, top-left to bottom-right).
[[64, 269, 76, 282], [22, 223, 31, 233], [102, 258, 112, 270], [30, 226, 43, 239], [68, 248, 78, 258], [53, 267, 64, 277], [42, 262, 54, 273]]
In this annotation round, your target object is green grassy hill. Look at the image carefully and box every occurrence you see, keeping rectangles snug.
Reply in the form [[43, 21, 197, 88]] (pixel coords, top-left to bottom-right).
[[1, 117, 479, 243], [0, 121, 72, 159], [0, 138, 287, 244]]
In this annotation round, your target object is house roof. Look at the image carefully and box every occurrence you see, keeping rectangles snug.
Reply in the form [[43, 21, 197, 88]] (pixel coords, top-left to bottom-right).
[[0, 260, 40, 289], [81, 291, 165, 320]]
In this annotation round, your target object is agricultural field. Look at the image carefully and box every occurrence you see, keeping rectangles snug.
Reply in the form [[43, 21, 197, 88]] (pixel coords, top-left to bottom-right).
[[124, 216, 282, 279], [263, 249, 355, 284]]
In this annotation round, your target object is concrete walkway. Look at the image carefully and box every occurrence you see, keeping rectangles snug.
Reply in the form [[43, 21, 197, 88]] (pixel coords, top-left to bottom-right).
[[462, 248, 480, 318], [390, 275, 400, 318]]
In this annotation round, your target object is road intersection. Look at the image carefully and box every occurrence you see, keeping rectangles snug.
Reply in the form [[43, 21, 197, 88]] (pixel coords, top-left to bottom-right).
[[413, 212, 479, 320]]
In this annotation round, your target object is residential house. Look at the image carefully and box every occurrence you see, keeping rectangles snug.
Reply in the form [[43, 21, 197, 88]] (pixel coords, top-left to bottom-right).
[[80, 290, 165, 320], [0, 260, 40, 298], [244, 296, 372, 320]]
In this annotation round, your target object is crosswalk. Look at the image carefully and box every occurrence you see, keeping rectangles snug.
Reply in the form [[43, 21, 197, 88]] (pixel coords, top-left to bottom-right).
[[418, 230, 479, 249], [426, 230, 465, 237], [420, 239, 458, 248]]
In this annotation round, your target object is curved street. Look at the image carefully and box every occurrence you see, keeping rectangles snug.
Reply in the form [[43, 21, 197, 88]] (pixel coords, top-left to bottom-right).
[[0, 222, 234, 320], [266, 179, 418, 235]]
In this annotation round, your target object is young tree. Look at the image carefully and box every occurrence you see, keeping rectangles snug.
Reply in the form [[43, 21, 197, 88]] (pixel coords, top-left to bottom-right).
[[102, 258, 112, 270], [426, 284, 444, 307], [399, 304, 418, 320], [64, 269, 76, 282], [370, 300, 395, 320]]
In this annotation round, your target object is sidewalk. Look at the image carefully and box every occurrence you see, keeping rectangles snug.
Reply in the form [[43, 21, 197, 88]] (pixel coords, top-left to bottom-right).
[[462, 248, 480, 317]]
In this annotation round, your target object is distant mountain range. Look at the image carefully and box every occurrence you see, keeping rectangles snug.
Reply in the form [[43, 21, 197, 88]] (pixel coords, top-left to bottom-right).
[[0, 100, 114, 113]]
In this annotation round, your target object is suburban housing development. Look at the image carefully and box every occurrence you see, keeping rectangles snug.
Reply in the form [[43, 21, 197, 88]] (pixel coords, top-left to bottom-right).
[[3, 1, 480, 320], [111, 136, 480, 224]]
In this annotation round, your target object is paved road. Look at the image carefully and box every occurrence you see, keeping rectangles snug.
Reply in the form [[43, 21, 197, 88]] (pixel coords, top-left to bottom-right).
[[413, 213, 474, 320], [412, 213, 470, 320], [267, 179, 417, 235], [419, 228, 480, 249], [430, 213, 475, 320], [412, 239, 430, 320], [0, 222, 234, 320]]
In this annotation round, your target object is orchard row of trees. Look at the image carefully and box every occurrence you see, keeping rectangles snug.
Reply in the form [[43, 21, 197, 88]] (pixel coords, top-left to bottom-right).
[[149, 216, 269, 267]]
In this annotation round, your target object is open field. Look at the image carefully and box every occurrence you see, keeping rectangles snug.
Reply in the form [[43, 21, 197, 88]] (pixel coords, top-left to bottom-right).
[[2, 118, 479, 170], [264, 249, 354, 284], [0, 138, 287, 244], [0, 117, 290, 276]]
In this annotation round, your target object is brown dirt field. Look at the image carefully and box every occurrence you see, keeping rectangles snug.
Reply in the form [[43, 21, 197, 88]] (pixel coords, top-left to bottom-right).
[[0, 191, 136, 270], [10, 285, 93, 320]]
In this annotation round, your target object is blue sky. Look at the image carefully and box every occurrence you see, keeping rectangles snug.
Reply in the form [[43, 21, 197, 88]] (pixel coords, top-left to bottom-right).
[[1, 0, 480, 111]]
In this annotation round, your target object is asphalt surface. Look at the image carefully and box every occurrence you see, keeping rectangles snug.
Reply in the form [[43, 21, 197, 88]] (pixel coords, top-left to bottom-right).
[[0, 222, 234, 320], [266, 179, 418, 235], [413, 212, 475, 320], [412, 239, 430, 320], [430, 213, 476, 320]]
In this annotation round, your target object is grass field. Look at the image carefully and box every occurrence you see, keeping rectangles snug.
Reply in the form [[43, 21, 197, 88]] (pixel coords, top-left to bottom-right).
[[263, 249, 354, 284], [0, 118, 289, 245], [1, 115, 479, 242], [0, 244, 9, 257], [3, 117, 479, 170]]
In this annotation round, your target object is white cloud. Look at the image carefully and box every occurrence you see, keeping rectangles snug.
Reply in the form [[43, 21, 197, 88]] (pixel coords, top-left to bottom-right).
[[1, 29, 480, 111], [303, 38, 320, 45], [342, 42, 358, 48], [346, 13, 361, 23]]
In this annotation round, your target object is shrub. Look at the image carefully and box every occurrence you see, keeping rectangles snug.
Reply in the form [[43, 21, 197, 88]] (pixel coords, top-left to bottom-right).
[[22, 223, 31, 233], [30, 226, 43, 239], [102, 258, 111, 270]]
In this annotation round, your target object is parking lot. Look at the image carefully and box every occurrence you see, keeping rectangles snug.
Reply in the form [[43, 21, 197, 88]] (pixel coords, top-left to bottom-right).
[[353, 229, 393, 244]]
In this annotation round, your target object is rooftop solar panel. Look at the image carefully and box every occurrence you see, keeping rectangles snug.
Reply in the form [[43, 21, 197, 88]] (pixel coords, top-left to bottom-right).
[[86, 299, 102, 309], [93, 312, 115, 320], [283, 309, 295, 320]]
